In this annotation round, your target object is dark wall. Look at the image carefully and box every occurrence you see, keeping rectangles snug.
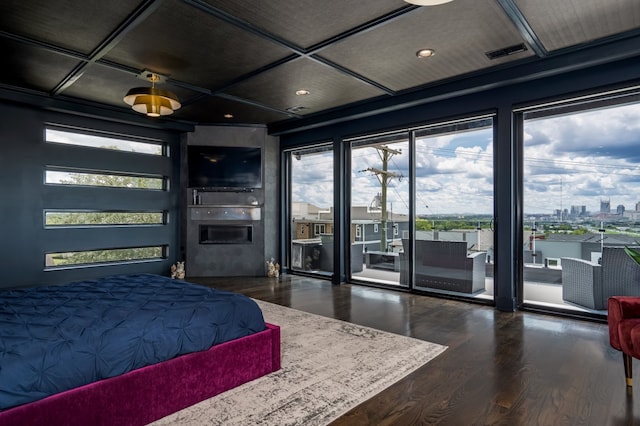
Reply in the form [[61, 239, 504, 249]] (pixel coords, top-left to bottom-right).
[[0, 101, 182, 289]]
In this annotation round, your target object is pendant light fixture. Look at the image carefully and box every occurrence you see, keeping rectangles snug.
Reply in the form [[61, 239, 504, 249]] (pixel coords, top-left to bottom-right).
[[123, 72, 181, 117]]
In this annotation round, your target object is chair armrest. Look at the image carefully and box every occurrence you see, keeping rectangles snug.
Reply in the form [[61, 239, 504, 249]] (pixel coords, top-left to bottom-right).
[[561, 257, 603, 309], [609, 296, 640, 321], [609, 296, 640, 350], [465, 251, 486, 267]]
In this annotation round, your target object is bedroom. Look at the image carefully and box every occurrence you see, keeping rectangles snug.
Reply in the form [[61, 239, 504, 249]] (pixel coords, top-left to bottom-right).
[[2, 0, 640, 424]]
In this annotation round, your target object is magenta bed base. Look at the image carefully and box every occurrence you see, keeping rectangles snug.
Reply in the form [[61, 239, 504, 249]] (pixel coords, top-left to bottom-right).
[[0, 323, 280, 426]]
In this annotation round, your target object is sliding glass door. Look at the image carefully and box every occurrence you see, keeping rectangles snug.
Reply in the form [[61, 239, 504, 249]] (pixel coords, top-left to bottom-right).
[[413, 117, 494, 300], [288, 145, 334, 277], [349, 132, 409, 287], [521, 91, 640, 313], [346, 117, 494, 297]]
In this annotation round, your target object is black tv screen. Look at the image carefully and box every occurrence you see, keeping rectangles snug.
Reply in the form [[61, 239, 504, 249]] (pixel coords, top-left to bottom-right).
[[188, 145, 262, 190]]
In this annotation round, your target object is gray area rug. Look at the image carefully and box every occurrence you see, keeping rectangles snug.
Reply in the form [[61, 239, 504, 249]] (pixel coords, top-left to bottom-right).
[[152, 300, 447, 426]]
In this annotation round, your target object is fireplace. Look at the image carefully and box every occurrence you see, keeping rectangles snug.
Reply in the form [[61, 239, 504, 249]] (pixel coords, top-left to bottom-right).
[[199, 224, 253, 244]]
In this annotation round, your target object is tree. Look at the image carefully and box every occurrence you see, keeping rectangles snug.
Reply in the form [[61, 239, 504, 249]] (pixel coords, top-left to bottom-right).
[[48, 172, 164, 266]]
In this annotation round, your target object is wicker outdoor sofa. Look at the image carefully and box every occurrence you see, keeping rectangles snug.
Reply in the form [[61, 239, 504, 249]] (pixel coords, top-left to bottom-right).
[[561, 246, 640, 310], [399, 239, 487, 294]]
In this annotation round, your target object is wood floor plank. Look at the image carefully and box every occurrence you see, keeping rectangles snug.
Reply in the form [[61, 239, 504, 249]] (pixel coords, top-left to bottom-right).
[[189, 274, 639, 425]]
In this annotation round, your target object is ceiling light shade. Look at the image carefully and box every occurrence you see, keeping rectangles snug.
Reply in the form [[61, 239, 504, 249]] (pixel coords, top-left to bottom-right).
[[124, 87, 181, 117], [404, 0, 453, 5], [123, 73, 181, 117]]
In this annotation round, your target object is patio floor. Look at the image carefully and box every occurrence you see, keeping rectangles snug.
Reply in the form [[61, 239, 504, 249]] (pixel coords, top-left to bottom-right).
[[351, 265, 606, 315]]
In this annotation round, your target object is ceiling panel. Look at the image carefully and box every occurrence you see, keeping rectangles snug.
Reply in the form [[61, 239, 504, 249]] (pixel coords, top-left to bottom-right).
[[515, 0, 640, 52], [225, 57, 388, 116], [175, 96, 289, 125], [202, 0, 409, 49], [61, 64, 201, 113], [318, 0, 533, 92], [0, 0, 140, 55], [103, 0, 293, 90], [0, 38, 82, 93], [0, 0, 639, 127]]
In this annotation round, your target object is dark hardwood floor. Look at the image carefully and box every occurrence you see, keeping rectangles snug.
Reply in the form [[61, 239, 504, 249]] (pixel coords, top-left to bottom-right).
[[190, 274, 636, 426]]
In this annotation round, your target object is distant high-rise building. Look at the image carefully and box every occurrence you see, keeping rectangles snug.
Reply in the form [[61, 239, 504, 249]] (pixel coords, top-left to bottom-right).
[[600, 199, 611, 213], [636, 201, 640, 212], [570, 205, 586, 217], [617, 204, 625, 215]]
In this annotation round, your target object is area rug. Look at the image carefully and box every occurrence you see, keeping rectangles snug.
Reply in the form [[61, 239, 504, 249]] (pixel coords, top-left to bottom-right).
[[152, 300, 447, 426]]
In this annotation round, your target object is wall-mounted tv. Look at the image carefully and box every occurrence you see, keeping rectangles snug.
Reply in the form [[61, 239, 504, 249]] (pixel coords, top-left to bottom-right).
[[188, 145, 262, 190]]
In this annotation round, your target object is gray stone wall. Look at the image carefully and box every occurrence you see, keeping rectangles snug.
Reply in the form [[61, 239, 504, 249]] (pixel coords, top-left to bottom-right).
[[184, 126, 279, 277]]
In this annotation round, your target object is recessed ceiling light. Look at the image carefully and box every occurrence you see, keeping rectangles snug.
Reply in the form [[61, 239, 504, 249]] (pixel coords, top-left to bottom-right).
[[416, 48, 435, 58], [404, 0, 454, 5], [224, 113, 234, 119], [295, 89, 310, 96]]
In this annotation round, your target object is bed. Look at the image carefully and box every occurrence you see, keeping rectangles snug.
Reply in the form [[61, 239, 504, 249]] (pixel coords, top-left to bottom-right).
[[0, 273, 281, 426]]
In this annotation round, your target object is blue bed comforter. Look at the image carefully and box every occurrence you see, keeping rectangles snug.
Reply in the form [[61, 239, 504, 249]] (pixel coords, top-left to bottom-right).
[[0, 273, 266, 411]]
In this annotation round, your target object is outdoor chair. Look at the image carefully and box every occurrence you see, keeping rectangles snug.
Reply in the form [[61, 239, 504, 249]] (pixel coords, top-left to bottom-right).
[[561, 247, 640, 310]]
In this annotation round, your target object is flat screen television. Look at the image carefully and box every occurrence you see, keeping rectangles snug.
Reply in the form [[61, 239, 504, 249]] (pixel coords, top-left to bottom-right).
[[187, 145, 262, 190]]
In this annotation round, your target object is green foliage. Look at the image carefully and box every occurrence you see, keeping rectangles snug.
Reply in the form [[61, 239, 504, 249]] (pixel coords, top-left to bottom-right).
[[415, 219, 432, 231], [417, 217, 492, 231], [625, 246, 640, 265], [433, 220, 479, 231], [48, 172, 164, 266], [60, 172, 163, 189], [46, 212, 163, 226], [51, 247, 162, 267]]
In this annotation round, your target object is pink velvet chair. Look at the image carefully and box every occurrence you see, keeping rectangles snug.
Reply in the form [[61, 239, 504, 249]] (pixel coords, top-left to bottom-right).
[[608, 296, 640, 387]]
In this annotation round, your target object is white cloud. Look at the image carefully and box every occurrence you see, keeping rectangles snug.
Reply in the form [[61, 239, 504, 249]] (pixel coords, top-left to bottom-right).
[[524, 103, 640, 213], [289, 102, 640, 218]]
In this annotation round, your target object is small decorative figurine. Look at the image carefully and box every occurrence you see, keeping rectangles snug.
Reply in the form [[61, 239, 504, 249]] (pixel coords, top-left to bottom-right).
[[171, 261, 186, 279], [266, 258, 280, 278]]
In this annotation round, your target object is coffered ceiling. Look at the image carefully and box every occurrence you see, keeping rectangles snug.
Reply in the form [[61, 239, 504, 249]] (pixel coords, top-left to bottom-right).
[[1, 0, 639, 130]]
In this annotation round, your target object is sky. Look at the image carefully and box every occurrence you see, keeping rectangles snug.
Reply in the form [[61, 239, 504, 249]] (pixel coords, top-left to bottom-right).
[[44, 128, 164, 184], [46, 128, 162, 154], [291, 101, 640, 218], [523, 102, 640, 216]]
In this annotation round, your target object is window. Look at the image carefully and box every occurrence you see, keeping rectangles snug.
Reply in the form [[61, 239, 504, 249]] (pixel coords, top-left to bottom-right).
[[45, 210, 166, 227], [288, 144, 334, 275], [520, 88, 640, 313], [42, 124, 174, 273], [46, 246, 166, 269], [347, 116, 494, 294], [46, 126, 164, 155], [413, 117, 494, 297], [350, 131, 409, 286], [45, 169, 166, 190]]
